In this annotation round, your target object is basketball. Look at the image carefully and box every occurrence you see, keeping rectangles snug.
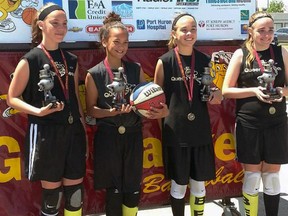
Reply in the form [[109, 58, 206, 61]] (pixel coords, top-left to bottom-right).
[[130, 82, 166, 118], [22, 7, 37, 25]]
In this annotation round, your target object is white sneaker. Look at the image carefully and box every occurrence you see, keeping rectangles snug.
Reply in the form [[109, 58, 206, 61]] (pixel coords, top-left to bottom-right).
[[10, 7, 24, 18], [0, 18, 16, 32]]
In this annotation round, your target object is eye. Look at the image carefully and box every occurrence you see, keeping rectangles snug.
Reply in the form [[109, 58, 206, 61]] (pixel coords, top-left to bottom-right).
[[181, 28, 188, 34], [113, 40, 120, 45]]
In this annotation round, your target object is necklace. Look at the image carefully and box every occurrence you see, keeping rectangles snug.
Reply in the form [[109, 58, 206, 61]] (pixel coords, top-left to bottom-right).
[[40, 44, 73, 124], [174, 46, 196, 121]]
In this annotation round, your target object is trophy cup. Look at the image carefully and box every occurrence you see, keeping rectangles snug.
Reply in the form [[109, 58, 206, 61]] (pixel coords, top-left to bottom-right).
[[107, 67, 127, 110], [200, 65, 215, 101], [257, 59, 281, 100], [38, 64, 58, 107]]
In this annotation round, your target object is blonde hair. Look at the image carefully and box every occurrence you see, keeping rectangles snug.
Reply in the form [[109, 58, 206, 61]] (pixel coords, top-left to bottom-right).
[[167, 13, 196, 50], [99, 12, 128, 43], [243, 11, 274, 68]]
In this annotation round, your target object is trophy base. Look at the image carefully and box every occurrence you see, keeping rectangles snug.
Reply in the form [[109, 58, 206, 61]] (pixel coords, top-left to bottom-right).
[[262, 89, 281, 101], [112, 101, 127, 111], [44, 97, 58, 108], [201, 94, 210, 102]]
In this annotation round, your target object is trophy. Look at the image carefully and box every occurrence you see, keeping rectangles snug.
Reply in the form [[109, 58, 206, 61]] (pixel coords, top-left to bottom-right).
[[200, 65, 215, 101], [107, 67, 127, 110], [257, 59, 281, 100], [38, 64, 58, 107]]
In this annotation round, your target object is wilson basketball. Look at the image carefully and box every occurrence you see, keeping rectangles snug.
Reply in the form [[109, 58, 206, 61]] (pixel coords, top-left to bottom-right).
[[130, 82, 166, 118], [22, 7, 37, 25]]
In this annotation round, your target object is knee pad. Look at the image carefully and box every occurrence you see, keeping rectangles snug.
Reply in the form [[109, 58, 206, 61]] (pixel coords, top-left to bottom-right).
[[63, 183, 83, 211], [189, 179, 206, 197], [242, 171, 261, 195], [41, 187, 63, 215], [170, 180, 187, 199], [123, 191, 141, 208], [262, 172, 280, 196]]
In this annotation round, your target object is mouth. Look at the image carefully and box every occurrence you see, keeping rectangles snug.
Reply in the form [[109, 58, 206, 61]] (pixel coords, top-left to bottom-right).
[[9, 0, 18, 6], [116, 50, 124, 54]]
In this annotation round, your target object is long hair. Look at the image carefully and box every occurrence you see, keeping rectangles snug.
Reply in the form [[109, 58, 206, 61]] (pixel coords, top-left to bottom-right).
[[243, 11, 274, 68], [99, 12, 128, 45]]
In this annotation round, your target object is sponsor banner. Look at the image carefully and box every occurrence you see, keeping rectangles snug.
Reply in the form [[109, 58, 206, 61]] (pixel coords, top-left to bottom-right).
[[0, 0, 255, 43], [0, 45, 243, 215]]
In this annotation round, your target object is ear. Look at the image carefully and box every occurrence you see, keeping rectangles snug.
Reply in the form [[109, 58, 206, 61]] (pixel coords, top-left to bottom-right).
[[38, 21, 44, 30], [247, 27, 253, 36], [102, 39, 107, 48], [171, 30, 176, 39]]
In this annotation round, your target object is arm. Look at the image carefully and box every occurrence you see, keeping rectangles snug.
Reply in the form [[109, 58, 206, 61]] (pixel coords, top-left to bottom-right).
[[222, 49, 268, 101], [7, 59, 64, 116], [147, 59, 169, 119], [139, 67, 146, 83], [278, 46, 288, 96]]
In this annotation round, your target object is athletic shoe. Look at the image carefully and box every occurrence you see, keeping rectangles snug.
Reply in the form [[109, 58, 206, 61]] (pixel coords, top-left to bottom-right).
[[0, 19, 16, 32]]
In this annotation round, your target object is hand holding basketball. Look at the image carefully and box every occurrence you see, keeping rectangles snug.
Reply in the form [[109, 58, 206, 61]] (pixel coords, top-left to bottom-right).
[[130, 82, 166, 118]]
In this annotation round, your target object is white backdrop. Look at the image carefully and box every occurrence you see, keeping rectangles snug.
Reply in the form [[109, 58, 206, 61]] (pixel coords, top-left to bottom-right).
[[0, 0, 256, 43]]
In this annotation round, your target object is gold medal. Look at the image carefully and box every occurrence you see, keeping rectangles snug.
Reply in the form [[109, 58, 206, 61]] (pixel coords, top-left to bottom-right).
[[187, 112, 195, 121], [118, 126, 126, 134], [68, 114, 73, 124], [269, 106, 276, 115]]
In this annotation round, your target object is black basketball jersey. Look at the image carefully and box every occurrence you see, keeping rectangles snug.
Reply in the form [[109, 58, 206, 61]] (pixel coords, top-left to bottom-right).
[[88, 60, 142, 127], [160, 48, 213, 147], [22, 47, 81, 125], [236, 45, 286, 123]]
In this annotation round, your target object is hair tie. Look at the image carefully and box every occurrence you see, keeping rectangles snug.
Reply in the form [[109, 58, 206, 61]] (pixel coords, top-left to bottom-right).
[[39, 5, 64, 21], [172, 13, 195, 30], [248, 15, 273, 27]]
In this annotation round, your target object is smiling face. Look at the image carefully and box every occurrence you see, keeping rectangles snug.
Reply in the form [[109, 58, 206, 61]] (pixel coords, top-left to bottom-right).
[[38, 9, 67, 47], [172, 15, 197, 49], [249, 17, 274, 50], [102, 27, 129, 61]]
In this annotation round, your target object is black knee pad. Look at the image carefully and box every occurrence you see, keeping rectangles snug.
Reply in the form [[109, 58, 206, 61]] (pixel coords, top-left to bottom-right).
[[123, 191, 141, 208], [41, 187, 63, 215], [63, 183, 83, 211]]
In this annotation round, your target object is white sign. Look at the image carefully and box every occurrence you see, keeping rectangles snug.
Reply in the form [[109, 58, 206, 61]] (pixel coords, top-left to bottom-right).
[[0, 0, 255, 43]]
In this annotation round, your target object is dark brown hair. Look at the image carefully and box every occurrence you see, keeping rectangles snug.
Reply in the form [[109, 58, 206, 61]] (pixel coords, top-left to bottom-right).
[[99, 12, 128, 43]]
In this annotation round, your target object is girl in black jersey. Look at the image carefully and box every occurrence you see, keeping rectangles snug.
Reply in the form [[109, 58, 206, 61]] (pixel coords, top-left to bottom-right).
[[222, 11, 288, 216], [85, 12, 146, 216], [7, 3, 87, 216], [149, 13, 222, 216]]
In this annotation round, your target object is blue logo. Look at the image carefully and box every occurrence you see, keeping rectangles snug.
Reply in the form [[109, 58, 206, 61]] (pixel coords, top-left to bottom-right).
[[137, 20, 145, 30]]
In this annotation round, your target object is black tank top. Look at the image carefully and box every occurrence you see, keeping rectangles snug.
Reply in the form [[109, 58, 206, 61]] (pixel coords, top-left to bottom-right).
[[22, 47, 81, 125], [160, 48, 213, 147], [88, 60, 142, 127], [236, 45, 286, 126]]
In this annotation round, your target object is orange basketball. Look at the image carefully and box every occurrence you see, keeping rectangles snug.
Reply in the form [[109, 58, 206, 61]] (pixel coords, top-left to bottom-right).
[[22, 8, 37, 25]]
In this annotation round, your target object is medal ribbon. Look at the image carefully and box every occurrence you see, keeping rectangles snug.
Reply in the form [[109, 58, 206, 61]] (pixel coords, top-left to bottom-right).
[[104, 57, 115, 82], [40, 44, 69, 101], [104, 57, 127, 101], [253, 46, 275, 73], [174, 46, 195, 103]]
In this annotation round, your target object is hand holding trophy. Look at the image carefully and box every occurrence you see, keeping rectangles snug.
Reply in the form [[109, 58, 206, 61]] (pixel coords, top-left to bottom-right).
[[200, 64, 215, 101], [106, 67, 127, 110], [257, 59, 281, 100]]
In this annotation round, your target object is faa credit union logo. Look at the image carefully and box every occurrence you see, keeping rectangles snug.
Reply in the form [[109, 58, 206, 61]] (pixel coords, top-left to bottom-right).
[[68, 0, 86, 19]]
